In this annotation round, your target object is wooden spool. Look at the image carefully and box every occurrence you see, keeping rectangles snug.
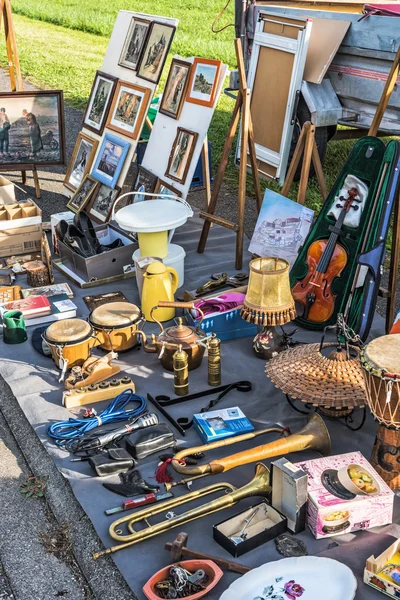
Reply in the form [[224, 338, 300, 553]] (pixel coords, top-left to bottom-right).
[[370, 425, 400, 490], [24, 260, 50, 287]]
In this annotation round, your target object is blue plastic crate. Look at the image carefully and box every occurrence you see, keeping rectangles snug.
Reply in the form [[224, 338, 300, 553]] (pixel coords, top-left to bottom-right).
[[185, 303, 258, 342]]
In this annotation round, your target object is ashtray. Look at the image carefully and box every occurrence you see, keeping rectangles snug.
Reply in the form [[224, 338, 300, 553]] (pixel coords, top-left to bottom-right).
[[143, 559, 223, 600]]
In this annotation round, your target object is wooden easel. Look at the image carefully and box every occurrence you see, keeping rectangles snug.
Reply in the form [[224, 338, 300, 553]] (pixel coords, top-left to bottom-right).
[[281, 121, 327, 205], [0, 0, 41, 198], [197, 38, 262, 270], [369, 45, 400, 137]]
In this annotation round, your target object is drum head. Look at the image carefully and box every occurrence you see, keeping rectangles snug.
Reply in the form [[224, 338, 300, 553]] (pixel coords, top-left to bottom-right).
[[90, 302, 141, 328], [45, 318, 92, 343], [364, 334, 400, 375]]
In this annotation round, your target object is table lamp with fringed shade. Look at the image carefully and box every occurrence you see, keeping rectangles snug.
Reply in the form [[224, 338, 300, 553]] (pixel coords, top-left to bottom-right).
[[241, 257, 296, 359]]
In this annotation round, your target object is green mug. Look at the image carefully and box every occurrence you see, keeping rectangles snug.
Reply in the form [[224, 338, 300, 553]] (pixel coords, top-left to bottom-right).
[[3, 310, 27, 344]]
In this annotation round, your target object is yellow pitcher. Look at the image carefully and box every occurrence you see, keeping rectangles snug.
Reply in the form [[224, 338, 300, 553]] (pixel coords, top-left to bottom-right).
[[141, 262, 179, 322]]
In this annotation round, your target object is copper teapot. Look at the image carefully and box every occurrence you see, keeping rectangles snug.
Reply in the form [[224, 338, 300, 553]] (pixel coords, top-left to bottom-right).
[[143, 301, 207, 371]]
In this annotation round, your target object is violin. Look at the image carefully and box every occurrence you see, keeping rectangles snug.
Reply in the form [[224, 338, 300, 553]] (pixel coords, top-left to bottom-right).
[[292, 187, 361, 323]]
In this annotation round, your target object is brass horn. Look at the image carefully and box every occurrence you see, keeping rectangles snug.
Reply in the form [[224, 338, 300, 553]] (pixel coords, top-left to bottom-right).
[[92, 462, 271, 559], [168, 413, 330, 488]]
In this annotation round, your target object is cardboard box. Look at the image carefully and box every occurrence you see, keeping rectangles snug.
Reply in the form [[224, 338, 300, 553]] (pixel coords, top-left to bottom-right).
[[193, 406, 253, 443], [364, 538, 400, 598], [0, 175, 15, 205], [51, 211, 74, 255], [271, 457, 308, 534], [0, 199, 42, 258], [58, 223, 136, 281], [213, 501, 287, 557], [294, 452, 394, 539]]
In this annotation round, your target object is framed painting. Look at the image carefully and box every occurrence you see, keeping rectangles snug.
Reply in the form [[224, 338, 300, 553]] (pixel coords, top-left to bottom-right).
[[186, 58, 222, 108], [83, 71, 117, 135], [0, 90, 65, 167], [86, 183, 121, 224], [91, 132, 130, 189], [66, 174, 99, 214], [64, 132, 98, 192], [133, 166, 158, 201], [159, 59, 191, 120], [137, 21, 176, 84], [154, 178, 182, 198], [119, 17, 151, 71], [106, 81, 151, 140], [165, 127, 198, 184]]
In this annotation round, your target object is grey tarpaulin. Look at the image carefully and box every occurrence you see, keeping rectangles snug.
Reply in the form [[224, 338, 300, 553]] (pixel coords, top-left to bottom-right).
[[0, 212, 398, 599]]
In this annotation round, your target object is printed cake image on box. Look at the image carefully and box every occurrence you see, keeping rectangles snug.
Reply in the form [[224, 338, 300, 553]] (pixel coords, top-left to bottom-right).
[[295, 452, 394, 539]]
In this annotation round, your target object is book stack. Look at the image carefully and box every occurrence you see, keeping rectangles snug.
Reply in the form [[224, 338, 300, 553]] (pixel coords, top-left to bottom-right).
[[1, 294, 77, 327]]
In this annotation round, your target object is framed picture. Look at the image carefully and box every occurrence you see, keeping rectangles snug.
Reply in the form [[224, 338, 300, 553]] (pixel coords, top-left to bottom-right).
[[133, 166, 158, 201], [64, 132, 98, 192], [0, 90, 65, 167], [137, 21, 176, 84], [154, 179, 182, 198], [66, 174, 99, 213], [160, 59, 191, 120], [91, 132, 130, 189], [83, 71, 117, 135], [186, 58, 222, 108], [119, 17, 151, 71], [165, 127, 199, 184], [86, 183, 121, 224], [106, 81, 151, 139]]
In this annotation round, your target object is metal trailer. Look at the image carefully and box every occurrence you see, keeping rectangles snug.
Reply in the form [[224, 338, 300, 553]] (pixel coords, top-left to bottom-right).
[[235, 1, 400, 166]]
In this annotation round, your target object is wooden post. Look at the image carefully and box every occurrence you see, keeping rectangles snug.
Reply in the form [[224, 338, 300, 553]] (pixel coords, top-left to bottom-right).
[[197, 38, 262, 269], [201, 136, 211, 210], [369, 46, 400, 137]]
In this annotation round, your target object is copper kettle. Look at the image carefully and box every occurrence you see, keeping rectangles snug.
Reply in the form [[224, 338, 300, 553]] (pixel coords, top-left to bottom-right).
[[144, 301, 207, 371]]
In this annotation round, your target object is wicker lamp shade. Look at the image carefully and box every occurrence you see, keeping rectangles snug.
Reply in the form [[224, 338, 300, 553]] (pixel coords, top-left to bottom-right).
[[266, 343, 367, 411], [241, 257, 296, 326]]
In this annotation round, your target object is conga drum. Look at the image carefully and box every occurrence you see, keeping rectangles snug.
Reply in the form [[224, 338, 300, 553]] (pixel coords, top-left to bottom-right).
[[89, 302, 143, 352], [44, 319, 95, 370], [360, 334, 400, 490]]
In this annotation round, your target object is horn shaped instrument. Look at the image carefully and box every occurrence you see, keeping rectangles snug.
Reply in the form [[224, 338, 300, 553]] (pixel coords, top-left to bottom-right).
[[168, 413, 330, 489], [93, 462, 271, 559]]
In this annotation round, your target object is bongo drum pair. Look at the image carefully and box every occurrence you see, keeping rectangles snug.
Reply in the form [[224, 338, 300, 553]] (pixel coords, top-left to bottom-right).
[[361, 334, 400, 490]]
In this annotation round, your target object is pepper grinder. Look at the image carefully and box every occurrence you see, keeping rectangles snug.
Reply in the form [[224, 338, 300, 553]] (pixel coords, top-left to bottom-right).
[[208, 333, 221, 386], [173, 345, 189, 396]]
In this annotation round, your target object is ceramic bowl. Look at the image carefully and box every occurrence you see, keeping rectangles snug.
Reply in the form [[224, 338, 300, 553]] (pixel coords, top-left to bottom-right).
[[142, 559, 223, 600], [337, 463, 380, 496]]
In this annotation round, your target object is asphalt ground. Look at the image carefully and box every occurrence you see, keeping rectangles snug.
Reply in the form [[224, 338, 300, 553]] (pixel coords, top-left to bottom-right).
[[0, 69, 398, 599]]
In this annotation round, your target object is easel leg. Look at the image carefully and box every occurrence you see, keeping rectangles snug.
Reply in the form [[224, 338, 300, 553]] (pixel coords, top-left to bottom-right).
[[201, 136, 211, 210], [32, 166, 41, 199], [197, 93, 242, 254], [247, 121, 262, 212], [236, 89, 251, 270], [312, 141, 328, 202], [386, 191, 400, 333], [21, 170, 27, 184], [4, 0, 22, 91], [281, 123, 308, 198], [369, 46, 400, 137], [297, 124, 315, 206]]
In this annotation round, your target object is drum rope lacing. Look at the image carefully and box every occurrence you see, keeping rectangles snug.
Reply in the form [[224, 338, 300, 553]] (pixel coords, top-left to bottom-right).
[[47, 389, 146, 448]]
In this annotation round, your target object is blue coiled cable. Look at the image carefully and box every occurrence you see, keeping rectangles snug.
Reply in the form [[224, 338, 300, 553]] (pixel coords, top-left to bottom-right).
[[47, 388, 146, 447]]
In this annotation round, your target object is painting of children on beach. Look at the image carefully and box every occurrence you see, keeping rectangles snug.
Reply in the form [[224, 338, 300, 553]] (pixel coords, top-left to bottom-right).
[[0, 91, 65, 166]]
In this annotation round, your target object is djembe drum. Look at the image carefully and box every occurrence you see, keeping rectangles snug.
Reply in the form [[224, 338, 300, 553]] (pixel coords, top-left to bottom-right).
[[360, 334, 400, 490]]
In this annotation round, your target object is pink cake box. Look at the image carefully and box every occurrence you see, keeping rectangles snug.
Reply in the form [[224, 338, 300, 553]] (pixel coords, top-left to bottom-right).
[[294, 451, 394, 540]]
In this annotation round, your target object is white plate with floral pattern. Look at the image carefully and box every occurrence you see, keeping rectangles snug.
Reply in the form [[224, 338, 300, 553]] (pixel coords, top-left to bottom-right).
[[219, 557, 357, 600]]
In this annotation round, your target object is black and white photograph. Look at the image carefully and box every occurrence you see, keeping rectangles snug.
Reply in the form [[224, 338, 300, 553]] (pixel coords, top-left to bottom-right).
[[137, 22, 176, 84], [165, 127, 198, 184], [83, 71, 117, 135], [66, 174, 99, 213], [64, 132, 98, 191], [86, 183, 120, 223], [0, 90, 65, 167], [119, 17, 150, 71]]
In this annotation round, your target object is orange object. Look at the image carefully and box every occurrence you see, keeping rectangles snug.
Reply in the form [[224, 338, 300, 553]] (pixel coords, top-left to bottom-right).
[[143, 559, 223, 600], [292, 187, 359, 322]]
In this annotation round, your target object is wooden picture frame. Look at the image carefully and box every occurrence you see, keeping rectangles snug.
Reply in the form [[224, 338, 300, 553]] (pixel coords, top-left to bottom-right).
[[137, 21, 176, 84], [165, 127, 198, 184], [64, 132, 99, 192], [66, 174, 99, 214], [186, 58, 222, 108], [154, 178, 182, 198], [83, 71, 117, 135], [0, 90, 65, 167], [119, 17, 151, 71], [159, 58, 191, 120], [133, 166, 158, 197], [106, 80, 151, 140], [86, 183, 121, 224], [91, 132, 130, 189]]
